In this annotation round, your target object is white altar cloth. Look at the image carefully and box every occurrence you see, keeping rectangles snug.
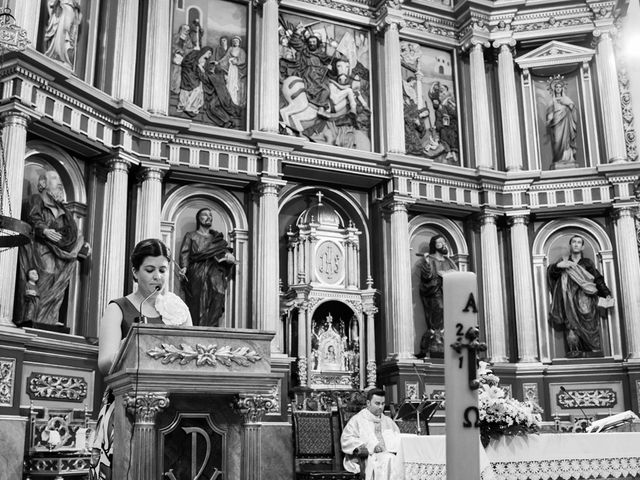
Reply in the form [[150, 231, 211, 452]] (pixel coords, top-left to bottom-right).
[[402, 432, 640, 480]]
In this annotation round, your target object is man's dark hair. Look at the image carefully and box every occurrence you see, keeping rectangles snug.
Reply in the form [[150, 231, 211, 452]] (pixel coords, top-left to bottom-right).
[[568, 234, 584, 247], [429, 235, 446, 255], [195, 207, 212, 229], [366, 388, 385, 401]]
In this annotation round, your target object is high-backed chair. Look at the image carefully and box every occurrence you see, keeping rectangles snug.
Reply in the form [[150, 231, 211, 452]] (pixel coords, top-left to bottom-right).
[[292, 402, 363, 480], [23, 404, 95, 479]]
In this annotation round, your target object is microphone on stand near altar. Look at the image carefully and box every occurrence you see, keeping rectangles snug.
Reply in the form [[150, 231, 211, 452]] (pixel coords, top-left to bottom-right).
[[560, 386, 591, 429], [137, 286, 160, 324]]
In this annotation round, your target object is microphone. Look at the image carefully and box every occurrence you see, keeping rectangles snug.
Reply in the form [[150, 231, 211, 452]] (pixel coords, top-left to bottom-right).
[[137, 286, 160, 324], [560, 386, 591, 429], [412, 362, 427, 400]]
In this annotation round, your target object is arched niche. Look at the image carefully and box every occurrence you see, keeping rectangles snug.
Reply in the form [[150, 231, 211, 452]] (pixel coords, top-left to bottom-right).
[[21, 141, 88, 335], [531, 218, 621, 362], [161, 185, 248, 329], [279, 186, 372, 289], [408, 215, 469, 355]]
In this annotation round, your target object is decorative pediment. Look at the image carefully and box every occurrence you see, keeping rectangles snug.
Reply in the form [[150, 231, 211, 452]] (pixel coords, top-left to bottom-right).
[[515, 41, 595, 69]]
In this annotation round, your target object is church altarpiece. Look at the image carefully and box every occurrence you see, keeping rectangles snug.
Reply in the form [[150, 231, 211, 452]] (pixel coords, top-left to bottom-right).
[[280, 191, 376, 396]]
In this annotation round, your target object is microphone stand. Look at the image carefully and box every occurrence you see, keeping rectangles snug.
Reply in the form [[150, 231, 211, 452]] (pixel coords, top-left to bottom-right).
[[560, 386, 591, 430], [138, 286, 160, 324]]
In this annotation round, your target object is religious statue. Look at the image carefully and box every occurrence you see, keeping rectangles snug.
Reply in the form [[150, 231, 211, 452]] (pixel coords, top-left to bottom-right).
[[546, 75, 578, 169], [548, 235, 613, 357], [416, 235, 458, 358], [22, 268, 40, 324], [43, 0, 83, 69], [179, 207, 236, 327], [18, 170, 90, 326]]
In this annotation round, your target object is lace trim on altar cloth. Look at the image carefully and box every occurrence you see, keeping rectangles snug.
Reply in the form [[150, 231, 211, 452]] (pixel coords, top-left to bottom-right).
[[404, 463, 497, 480], [405, 458, 640, 480], [491, 457, 640, 480]]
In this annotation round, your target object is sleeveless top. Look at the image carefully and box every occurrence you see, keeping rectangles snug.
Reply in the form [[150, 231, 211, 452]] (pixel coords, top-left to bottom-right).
[[109, 297, 163, 338]]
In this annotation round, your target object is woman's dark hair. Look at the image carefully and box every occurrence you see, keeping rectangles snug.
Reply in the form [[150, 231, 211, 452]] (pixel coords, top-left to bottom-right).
[[130, 238, 170, 270]]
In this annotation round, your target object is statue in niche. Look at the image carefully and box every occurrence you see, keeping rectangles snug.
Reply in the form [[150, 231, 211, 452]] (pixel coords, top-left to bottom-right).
[[545, 75, 578, 169], [548, 235, 614, 357], [44, 0, 82, 69], [311, 313, 359, 372], [22, 268, 40, 324], [17, 170, 90, 326], [278, 16, 372, 151], [179, 207, 236, 327], [416, 235, 458, 358]]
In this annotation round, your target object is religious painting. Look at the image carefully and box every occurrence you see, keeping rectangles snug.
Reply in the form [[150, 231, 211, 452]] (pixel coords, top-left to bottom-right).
[[400, 41, 459, 164], [169, 0, 249, 129], [534, 72, 586, 170], [278, 12, 372, 151], [37, 0, 93, 77]]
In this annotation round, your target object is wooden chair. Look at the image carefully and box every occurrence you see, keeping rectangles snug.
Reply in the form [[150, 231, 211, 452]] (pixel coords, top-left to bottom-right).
[[292, 404, 363, 480], [23, 404, 95, 479]]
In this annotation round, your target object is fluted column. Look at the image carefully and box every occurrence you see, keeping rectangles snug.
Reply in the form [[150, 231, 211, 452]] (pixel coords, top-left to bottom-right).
[[111, 0, 139, 101], [381, 16, 406, 154], [11, 0, 40, 45], [98, 158, 131, 317], [257, 0, 280, 132], [468, 41, 493, 169], [480, 212, 508, 362], [387, 198, 414, 359], [495, 40, 523, 171], [508, 213, 538, 362], [593, 29, 627, 162], [235, 394, 276, 480], [142, 0, 171, 114], [135, 167, 164, 242], [254, 178, 286, 352], [366, 307, 377, 388], [0, 112, 29, 326], [124, 392, 169, 480], [612, 206, 640, 358]]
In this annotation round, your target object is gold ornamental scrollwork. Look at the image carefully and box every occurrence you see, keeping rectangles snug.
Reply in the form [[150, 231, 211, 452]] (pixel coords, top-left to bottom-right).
[[125, 392, 170, 424], [234, 394, 277, 423], [146, 344, 262, 367]]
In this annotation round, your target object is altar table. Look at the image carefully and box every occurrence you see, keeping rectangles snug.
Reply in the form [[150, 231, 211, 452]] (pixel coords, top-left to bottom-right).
[[402, 432, 640, 480]]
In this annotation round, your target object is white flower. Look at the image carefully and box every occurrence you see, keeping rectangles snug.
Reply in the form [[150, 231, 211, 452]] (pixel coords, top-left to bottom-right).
[[155, 292, 192, 326]]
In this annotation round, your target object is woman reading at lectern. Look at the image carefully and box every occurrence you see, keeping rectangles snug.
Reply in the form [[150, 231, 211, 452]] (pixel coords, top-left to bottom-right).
[[91, 239, 191, 479]]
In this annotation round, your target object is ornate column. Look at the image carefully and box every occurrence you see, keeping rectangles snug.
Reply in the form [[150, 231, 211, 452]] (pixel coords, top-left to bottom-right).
[[296, 301, 308, 386], [379, 14, 406, 154], [256, 0, 280, 132], [508, 213, 538, 362], [365, 306, 377, 388], [124, 392, 169, 480], [11, 0, 40, 45], [135, 167, 164, 242], [98, 158, 131, 316], [467, 39, 493, 169], [235, 394, 276, 480], [254, 177, 286, 352], [111, 0, 139, 102], [494, 39, 523, 171], [592, 29, 627, 162], [612, 205, 640, 358], [387, 197, 414, 359], [0, 112, 29, 326], [479, 211, 508, 362], [142, 0, 171, 114]]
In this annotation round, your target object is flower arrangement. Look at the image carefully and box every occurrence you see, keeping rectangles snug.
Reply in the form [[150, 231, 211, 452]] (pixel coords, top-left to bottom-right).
[[155, 291, 192, 326], [478, 362, 542, 447]]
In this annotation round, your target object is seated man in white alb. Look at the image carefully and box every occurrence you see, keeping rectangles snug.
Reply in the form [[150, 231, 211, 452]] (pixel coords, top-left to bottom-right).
[[340, 388, 404, 480]]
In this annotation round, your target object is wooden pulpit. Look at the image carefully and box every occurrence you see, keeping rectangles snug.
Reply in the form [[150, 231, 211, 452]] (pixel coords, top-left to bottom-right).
[[105, 324, 280, 480]]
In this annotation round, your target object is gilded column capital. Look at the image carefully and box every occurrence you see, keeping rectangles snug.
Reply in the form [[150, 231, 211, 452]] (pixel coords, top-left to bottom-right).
[[507, 212, 530, 227], [136, 165, 166, 183], [125, 392, 170, 424], [106, 157, 132, 173], [234, 393, 277, 423], [591, 27, 617, 47], [375, 12, 406, 34], [612, 204, 639, 221], [256, 177, 286, 197], [0, 111, 30, 128]]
